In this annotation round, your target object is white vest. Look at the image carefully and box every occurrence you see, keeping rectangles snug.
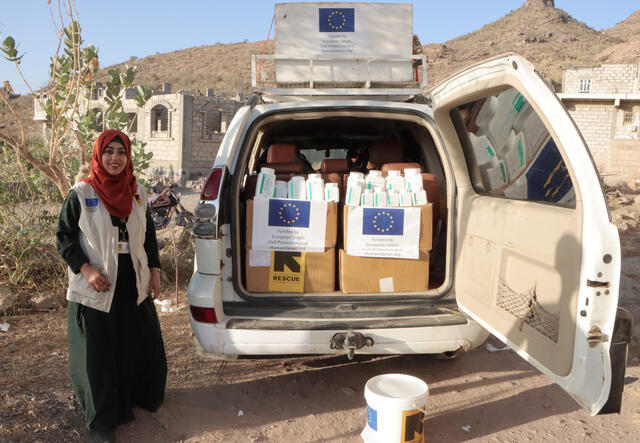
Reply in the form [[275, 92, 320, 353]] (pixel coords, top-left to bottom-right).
[[66, 181, 150, 312]]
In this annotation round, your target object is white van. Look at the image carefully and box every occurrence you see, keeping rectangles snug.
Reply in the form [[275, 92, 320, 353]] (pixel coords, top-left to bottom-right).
[[187, 4, 630, 416]]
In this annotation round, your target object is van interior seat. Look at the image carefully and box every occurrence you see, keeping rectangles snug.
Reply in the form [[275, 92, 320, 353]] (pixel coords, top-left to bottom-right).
[[381, 162, 440, 228], [266, 144, 298, 163], [366, 140, 405, 170]]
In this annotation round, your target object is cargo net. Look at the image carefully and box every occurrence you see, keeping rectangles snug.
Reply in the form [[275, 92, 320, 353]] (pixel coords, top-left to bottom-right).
[[496, 279, 559, 343]]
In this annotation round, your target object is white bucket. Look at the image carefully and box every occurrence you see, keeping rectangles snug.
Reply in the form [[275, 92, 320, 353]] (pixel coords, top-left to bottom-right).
[[363, 374, 429, 443]]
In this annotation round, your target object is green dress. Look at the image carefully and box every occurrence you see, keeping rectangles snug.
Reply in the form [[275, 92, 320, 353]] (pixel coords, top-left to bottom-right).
[[56, 190, 167, 433]]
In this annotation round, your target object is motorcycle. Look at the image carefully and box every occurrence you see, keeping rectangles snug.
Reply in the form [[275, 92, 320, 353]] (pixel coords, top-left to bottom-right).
[[149, 183, 194, 230]]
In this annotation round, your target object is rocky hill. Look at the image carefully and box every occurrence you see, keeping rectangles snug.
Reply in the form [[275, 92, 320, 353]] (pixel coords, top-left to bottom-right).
[[3, 0, 640, 134]]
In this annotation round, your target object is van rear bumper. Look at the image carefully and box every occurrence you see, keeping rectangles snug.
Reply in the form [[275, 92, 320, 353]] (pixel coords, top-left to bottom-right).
[[189, 315, 489, 356]]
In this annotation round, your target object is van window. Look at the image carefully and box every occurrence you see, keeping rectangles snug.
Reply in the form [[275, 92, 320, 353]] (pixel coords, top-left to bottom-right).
[[454, 87, 576, 208], [300, 148, 349, 170]]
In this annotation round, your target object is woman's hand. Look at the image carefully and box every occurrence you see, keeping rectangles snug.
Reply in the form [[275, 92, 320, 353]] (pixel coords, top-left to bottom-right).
[[80, 263, 111, 293], [148, 267, 161, 300]]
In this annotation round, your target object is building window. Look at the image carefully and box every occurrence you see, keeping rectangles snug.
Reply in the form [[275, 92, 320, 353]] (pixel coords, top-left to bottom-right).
[[91, 108, 104, 132], [202, 107, 222, 139], [623, 111, 633, 126], [150, 105, 169, 135], [579, 78, 591, 93]]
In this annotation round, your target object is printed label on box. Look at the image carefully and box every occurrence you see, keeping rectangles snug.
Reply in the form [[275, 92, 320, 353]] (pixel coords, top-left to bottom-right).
[[252, 198, 327, 252], [268, 251, 306, 292], [346, 206, 420, 259], [249, 249, 271, 267]]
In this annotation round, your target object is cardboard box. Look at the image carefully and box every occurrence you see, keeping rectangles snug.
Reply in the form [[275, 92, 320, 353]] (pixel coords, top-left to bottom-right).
[[245, 247, 336, 293], [245, 200, 337, 249], [339, 249, 430, 294], [342, 203, 433, 251]]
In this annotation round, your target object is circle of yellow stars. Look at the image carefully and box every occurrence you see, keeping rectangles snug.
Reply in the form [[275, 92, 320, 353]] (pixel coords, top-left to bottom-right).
[[278, 203, 300, 225], [327, 10, 347, 30], [372, 211, 394, 233]]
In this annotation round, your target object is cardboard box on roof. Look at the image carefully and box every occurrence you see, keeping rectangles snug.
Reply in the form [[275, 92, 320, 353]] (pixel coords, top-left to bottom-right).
[[342, 203, 433, 251], [245, 247, 336, 293], [245, 199, 338, 249], [339, 249, 430, 293]]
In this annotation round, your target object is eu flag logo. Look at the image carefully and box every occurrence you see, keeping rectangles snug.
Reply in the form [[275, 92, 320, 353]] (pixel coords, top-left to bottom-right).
[[268, 199, 310, 228], [319, 8, 355, 32], [362, 208, 404, 236]]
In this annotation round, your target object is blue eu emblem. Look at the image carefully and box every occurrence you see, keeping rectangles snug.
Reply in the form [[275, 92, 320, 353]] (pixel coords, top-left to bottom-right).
[[268, 199, 311, 228], [319, 8, 355, 32], [362, 208, 404, 236]]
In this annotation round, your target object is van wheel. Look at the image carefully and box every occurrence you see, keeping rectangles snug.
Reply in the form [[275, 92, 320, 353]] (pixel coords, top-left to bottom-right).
[[431, 349, 465, 361]]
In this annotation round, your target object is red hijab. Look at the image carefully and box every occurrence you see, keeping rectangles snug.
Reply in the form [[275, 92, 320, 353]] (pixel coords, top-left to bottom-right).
[[82, 129, 137, 218]]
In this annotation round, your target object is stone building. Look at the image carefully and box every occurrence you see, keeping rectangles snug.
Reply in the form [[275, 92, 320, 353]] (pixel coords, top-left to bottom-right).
[[34, 83, 244, 183], [558, 64, 640, 184]]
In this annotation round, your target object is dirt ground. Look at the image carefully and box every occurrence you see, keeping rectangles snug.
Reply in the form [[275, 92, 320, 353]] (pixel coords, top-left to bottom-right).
[[1, 187, 640, 442]]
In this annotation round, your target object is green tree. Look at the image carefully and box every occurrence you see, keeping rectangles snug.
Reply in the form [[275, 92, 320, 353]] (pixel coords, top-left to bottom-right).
[[0, 0, 152, 197]]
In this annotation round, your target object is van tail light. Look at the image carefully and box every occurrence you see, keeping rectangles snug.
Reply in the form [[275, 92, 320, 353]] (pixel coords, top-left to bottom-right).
[[201, 167, 223, 201], [190, 306, 218, 324]]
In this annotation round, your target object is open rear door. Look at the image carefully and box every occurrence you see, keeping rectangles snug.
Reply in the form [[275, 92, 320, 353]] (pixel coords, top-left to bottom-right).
[[429, 54, 623, 415]]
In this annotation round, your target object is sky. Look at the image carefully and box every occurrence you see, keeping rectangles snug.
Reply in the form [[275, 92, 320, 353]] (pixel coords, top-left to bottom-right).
[[1, 0, 638, 94]]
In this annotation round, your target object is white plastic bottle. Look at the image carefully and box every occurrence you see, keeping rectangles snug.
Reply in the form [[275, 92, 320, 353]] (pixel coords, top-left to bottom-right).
[[373, 186, 388, 207], [361, 189, 374, 206], [404, 168, 423, 192], [387, 189, 400, 206], [365, 170, 386, 190], [412, 189, 428, 206], [324, 182, 340, 202], [288, 176, 307, 200], [255, 167, 276, 198], [385, 170, 406, 191], [345, 172, 365, 206], [306, 173, 325, 201], [398, 189, 413, 206], [274, 180, 288, 198]]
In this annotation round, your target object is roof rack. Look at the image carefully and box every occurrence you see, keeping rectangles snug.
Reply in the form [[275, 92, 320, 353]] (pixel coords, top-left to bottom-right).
[[251, 54, 427, 101]]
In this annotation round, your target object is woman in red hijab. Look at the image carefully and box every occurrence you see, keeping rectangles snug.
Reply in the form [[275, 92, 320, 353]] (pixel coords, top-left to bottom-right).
[[56, 129, 166, 442]]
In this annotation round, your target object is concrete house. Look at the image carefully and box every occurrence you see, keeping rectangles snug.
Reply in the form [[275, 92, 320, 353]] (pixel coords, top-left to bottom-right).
[[34, 83, 243, 183], [558, 64, 640, 185]]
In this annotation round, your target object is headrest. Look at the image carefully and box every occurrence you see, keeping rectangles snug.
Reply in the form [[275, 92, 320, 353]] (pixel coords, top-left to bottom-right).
[[368, 140, 405, 168], [381, 162, 422, 174], [266, 144, 298, 163], [320, 159, 349, 173], [262, 162, 304, 175]]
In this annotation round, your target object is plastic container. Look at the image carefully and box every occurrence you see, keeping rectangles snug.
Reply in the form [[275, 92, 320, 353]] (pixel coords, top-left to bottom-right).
[[363, 374, 429, 443], [387, 189, 400, 206], [385, 170, 405, 191], [404, 168, 423, 192], [361, 189, 374, 206], [306, 173, 325, 201], [398, 189, 413, 207], [366, 170, 386, 190], [255, 167, 276, 198], [288, 176, 307, 200], [373, 187, 388, 207], [325, 182, 340, 202], [345, 172, 365, 206], [275, 180, 288, 198], [412, 189, 428, 206]]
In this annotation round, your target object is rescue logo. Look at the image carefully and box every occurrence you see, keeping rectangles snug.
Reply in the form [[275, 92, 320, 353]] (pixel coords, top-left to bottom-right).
[[319, 8, 355, 32], [268, 199, 311, 228], [268, 251, 306, 292]]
